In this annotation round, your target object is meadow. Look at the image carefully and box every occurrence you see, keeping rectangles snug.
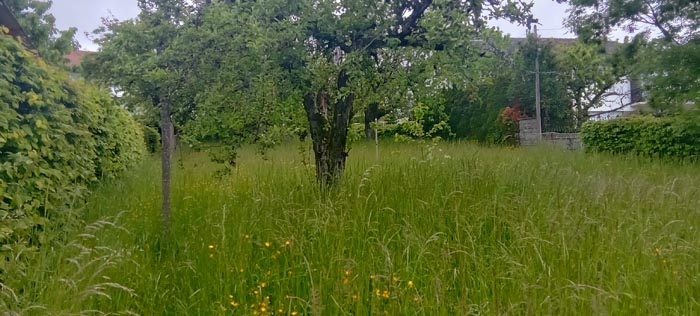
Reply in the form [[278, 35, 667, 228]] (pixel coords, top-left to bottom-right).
[[8, 142, 700, 315]]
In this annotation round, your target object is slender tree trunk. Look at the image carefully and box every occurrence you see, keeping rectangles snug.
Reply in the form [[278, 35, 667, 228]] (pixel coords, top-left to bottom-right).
[[303, 70, 354, 186], [160, 97, 175, 235], [364, 102, 384, 140]]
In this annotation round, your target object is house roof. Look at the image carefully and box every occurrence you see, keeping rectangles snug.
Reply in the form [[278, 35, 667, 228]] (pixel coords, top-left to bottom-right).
[[65, 50, 94, 66], [0, 0, 31, 46]]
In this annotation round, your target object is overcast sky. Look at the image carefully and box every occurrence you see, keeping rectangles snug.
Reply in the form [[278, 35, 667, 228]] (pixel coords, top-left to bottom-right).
[[50, 0, 576, 51]]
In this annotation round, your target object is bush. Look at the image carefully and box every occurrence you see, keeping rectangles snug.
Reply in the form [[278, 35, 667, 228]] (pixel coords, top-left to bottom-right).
[[0, 34, 144, 273], [582, 114, 700, 161]]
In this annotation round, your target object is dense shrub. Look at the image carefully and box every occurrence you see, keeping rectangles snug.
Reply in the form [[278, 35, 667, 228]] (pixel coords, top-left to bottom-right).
[[582, 114, 700, 161], [0, 34, 144, 272]]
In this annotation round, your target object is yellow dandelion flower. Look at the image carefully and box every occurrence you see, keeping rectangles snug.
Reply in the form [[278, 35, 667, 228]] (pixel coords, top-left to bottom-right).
[[407, 280, 414, 288], [240, 268, 245, 273], [285, 240, 291, 246], [392, 275, 399, 282], [244, 234, 251, 239], [370, 274, 375, 280], [264, 241, 271, 247], [260, 306, 267, 312], [254, 289, 260, 295], [344, 270, 351, 276], [230, 300, 239, 307], [208, 245, 215, 250], [291, 311, 298, 316], [261, 282, 267, 288], [375, 289, 381, 297], [382, 290, 390, 299], [228, 294, 234, 299], [278, 308, 284, 313]]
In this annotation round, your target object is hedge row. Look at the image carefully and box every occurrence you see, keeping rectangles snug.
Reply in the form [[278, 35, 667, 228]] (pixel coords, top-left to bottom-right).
[[0, 34, 145, 269], [581, 114, 700, 161]]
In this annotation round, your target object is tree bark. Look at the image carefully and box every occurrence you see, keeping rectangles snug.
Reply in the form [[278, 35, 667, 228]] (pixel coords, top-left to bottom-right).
[[160, 97, 175, 236], [303, 70, 354, 186]]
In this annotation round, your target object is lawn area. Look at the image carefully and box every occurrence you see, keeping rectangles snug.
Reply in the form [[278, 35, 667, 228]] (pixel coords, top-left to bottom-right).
[[14, 142, 700, 315]]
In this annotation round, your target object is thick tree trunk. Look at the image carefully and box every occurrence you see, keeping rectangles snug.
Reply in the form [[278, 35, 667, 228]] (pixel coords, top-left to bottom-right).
[[303, 70, 354, 186], [160, 97, 175, 235]]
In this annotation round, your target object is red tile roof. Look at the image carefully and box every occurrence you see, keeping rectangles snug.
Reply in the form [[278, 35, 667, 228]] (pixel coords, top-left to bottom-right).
[[65, 50, 93, 66]]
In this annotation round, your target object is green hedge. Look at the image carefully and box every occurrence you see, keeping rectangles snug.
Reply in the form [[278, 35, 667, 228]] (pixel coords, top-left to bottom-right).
[[0, 34, 145, 270], [582, 114, 700, 161]]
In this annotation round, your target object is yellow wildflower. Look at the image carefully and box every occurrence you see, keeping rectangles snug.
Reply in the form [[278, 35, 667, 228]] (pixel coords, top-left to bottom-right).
[[244, 234, 251, 239], [261, 282, 267, 288], [264, 241, 271, 247], [407, 280, 414, 288], [291, 311, 298, 316], [208, 245, 215, 250], [229, 300, 239, 307], [285, 240, 291, 246]]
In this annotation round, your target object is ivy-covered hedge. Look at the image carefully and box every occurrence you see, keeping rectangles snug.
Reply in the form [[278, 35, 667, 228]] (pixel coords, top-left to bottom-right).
[[0, 34, 145, 268], [582, 114, 700, 161]]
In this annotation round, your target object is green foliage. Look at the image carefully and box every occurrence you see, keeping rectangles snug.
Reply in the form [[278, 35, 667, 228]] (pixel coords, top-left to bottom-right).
[[510, 36, 575, 132], [142, 124, 161, 153], [563, 0, 700, 114], [4, 0, 78, 65], [582, 113, 700, 161], [0, 35, 144, 275]]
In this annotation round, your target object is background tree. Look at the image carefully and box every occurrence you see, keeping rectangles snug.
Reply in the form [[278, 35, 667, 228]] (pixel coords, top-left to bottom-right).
[[3, 0, 78, 64], [508, 36, 573, 132], [555, 41, 631, 128], [83, 0, 193, 235], [562, 0, 700, 111], [291, 0, 532, 185]]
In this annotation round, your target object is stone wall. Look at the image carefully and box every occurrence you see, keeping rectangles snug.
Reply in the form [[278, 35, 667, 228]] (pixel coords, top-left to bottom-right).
[[519, 118, 582, 150]]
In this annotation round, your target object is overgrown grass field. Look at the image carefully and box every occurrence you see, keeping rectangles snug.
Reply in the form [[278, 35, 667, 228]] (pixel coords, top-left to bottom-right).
[[9, 142, 700, 315]]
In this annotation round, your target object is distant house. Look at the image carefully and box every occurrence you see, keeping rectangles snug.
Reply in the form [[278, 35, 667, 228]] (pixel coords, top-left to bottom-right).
[[65, 50, 93, 67], [511, 37, 645, 122]]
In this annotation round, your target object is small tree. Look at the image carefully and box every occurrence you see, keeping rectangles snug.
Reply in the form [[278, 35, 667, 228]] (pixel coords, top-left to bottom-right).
[[84, 0, 193, 235]]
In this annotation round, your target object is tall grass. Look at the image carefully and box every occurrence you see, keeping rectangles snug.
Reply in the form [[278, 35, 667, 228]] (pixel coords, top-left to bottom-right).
[[6, 141, 700, 315]]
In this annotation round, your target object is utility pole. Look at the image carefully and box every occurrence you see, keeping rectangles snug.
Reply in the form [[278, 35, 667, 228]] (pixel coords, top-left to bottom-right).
[[534, 24, 542, 138]]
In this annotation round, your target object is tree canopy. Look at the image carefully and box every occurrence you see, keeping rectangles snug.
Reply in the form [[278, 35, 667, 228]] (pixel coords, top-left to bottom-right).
[[4, 0, 78, 64]]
